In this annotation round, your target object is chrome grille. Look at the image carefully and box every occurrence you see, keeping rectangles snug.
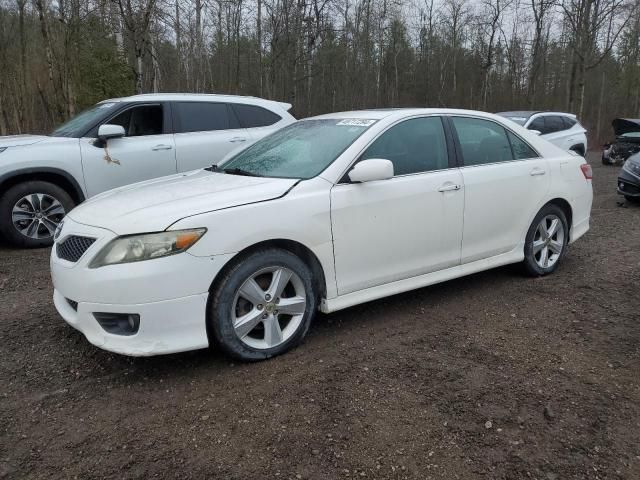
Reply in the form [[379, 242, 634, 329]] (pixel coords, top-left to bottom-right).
[[56, 235, 96, 263]]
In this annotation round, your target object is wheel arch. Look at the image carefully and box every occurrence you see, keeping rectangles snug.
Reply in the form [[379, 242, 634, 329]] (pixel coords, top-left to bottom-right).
[[569, 144, 585, 156], [209, 238, 328, 299], [547, 197, 573, 230], [0, 168, 86, 204]]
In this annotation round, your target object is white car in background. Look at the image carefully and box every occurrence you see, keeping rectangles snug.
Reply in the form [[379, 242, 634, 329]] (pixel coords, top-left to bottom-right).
[[0, 93, 295, 247], [497, 111, 587, 156], [51, 109, 593, 361]]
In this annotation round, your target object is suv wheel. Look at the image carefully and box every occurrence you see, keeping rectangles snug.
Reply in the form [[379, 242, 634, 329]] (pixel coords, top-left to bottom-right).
[[0, 181, 75, 248], [523, 204, 569, 276], [209, 248, 318, 361]]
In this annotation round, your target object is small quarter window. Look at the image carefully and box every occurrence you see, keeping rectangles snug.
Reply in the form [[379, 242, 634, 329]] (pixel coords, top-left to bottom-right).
[[507, 131, 539, 159], [231, 104, 282, 128], [545, 116, 566, 133]]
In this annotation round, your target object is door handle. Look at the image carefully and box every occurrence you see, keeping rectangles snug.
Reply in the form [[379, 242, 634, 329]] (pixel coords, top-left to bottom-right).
[[438, 183, 461, 192], [530, 168, 546, 176], [152, 144, 173, 151], [229, 137, 247, 143]]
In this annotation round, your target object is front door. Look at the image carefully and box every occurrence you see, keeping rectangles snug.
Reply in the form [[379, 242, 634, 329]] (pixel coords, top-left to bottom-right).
[[330, 116, 464, 295], [80, 103, 177, 197]]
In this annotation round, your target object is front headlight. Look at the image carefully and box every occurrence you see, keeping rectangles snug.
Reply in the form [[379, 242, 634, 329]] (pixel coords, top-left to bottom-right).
[[89, 228, 206, 268], [623, 158, 640, 176]]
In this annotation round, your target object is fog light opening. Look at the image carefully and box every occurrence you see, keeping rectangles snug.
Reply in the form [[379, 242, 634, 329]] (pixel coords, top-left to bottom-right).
[[93, 312, 140, 336]]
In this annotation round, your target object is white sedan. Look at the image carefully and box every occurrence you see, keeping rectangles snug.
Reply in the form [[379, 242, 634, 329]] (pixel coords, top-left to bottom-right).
[[50, 109, 593, 361]]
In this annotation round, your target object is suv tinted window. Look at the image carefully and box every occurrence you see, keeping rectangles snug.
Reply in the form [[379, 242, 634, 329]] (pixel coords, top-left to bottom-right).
[[231, 104, 281, 128], [109, 105, 163, 137], [562, 116, 577, 129], [545, 116, 566, 133], [451, 117, 514, 166], [528, 116, 549, 134], [173, 102, 239, 133], [361, 117, 449, 175]]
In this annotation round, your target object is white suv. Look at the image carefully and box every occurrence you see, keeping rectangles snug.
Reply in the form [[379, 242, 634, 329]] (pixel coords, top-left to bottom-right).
[[0, 94, 295, 247], [497, 111, 587, 156]]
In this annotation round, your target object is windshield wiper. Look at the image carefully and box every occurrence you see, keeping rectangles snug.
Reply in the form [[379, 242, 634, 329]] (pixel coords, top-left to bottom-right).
[[205, 163, 220, 172], [222, 167, 262, 177]]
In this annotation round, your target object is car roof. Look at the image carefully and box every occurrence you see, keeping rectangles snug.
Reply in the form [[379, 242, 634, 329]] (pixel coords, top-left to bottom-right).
[[497, 111, 577, 119], [307, 108, 505, 121], [98, 93, 292, 110]]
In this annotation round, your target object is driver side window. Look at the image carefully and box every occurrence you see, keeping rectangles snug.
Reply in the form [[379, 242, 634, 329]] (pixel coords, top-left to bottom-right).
[[108, 105, 164, 137], [360, 117, 449, 176]]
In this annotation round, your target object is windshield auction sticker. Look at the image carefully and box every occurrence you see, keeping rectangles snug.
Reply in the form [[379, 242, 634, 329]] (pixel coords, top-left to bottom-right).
[[336, 119, 377, 127]]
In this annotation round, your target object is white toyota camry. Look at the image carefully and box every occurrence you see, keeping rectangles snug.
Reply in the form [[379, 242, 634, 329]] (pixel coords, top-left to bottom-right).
[[50, 109, 593, 361]]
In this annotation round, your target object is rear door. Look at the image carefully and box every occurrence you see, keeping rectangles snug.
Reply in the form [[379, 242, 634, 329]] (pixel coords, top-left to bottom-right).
[[449, 116, 550, 264], [172, 102, 251, 172]]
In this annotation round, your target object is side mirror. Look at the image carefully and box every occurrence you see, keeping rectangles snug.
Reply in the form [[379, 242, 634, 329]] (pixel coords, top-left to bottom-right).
[[348, 159, 394, 183], [529, 129, 542, 136], [98, 124, 125, 141]]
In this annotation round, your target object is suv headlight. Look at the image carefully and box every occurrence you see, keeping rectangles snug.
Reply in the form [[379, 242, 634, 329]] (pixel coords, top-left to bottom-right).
[[89, 228, 206, 268]]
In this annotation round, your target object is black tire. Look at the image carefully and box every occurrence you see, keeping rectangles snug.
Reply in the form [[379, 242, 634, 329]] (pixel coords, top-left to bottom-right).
[[602, 156, 610, 165], [208, 248, 318, 361], [522, 204, 569, 277], [625, 195, 640, 204], [0, 181, 75, 248]]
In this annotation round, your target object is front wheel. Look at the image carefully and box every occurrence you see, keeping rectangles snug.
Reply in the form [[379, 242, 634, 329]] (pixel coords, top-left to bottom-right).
[[522, 204, 569, 277], [209, 248, 318, 361], [0, 181, 74, 248]]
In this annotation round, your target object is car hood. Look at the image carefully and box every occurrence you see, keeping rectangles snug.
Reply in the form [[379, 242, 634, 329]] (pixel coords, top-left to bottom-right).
[[68, 170, 299, 235], [0, 135, 50, 148], [612, 118, 640, 137]]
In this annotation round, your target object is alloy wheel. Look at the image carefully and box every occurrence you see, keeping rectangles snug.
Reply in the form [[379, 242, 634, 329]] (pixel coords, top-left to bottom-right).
[[12, 193, 66, 240], [232, 266, 307, 350], [532, 214, 565, 269]]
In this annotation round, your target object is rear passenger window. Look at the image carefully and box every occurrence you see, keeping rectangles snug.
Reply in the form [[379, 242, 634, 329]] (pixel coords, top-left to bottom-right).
[[528, 117, 549, 134], [451, 117, 514, 166], [562, 117, 577, 129], [506, 131, 539, 159], [173, 102, 239, 133], [545, 116, 566, 133], [360, 117, 449, 176], [232, 104, 282, 128]]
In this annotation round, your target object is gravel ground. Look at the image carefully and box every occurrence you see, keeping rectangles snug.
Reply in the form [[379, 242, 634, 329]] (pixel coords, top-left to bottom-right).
[[1, 153, 639, 480]]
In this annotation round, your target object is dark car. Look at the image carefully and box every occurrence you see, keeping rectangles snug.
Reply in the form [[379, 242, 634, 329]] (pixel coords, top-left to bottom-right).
[[618, 152, 640, 203], [602, 118, 640, 165]]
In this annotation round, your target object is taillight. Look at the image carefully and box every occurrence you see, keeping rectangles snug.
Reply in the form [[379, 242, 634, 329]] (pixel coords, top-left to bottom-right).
[[580, 163, 593, 180]]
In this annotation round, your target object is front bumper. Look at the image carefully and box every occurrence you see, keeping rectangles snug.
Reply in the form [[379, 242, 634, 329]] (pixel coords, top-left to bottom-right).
[[50, 216, 234, 356], [617, 169, 640, 198]]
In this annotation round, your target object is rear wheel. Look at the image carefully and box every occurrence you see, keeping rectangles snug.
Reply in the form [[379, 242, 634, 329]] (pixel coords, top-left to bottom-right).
[[209, 248, 318, 361], [523, 204, 569, 277], [0, 181, 74, 248]]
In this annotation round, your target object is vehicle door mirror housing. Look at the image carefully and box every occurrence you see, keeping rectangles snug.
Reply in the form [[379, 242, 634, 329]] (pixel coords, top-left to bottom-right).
[[529, 129, 542, 136], [348, 159, 394, 183], [98, 124, 125, 141]]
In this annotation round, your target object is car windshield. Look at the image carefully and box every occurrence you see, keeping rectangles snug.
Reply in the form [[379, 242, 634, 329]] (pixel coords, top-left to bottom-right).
[[219, 119, 376, 179], [50, 102, 120, 137]]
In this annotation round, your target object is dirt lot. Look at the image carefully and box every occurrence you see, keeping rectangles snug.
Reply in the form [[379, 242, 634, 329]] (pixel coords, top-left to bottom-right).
[[1, 154, 639, 479]]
